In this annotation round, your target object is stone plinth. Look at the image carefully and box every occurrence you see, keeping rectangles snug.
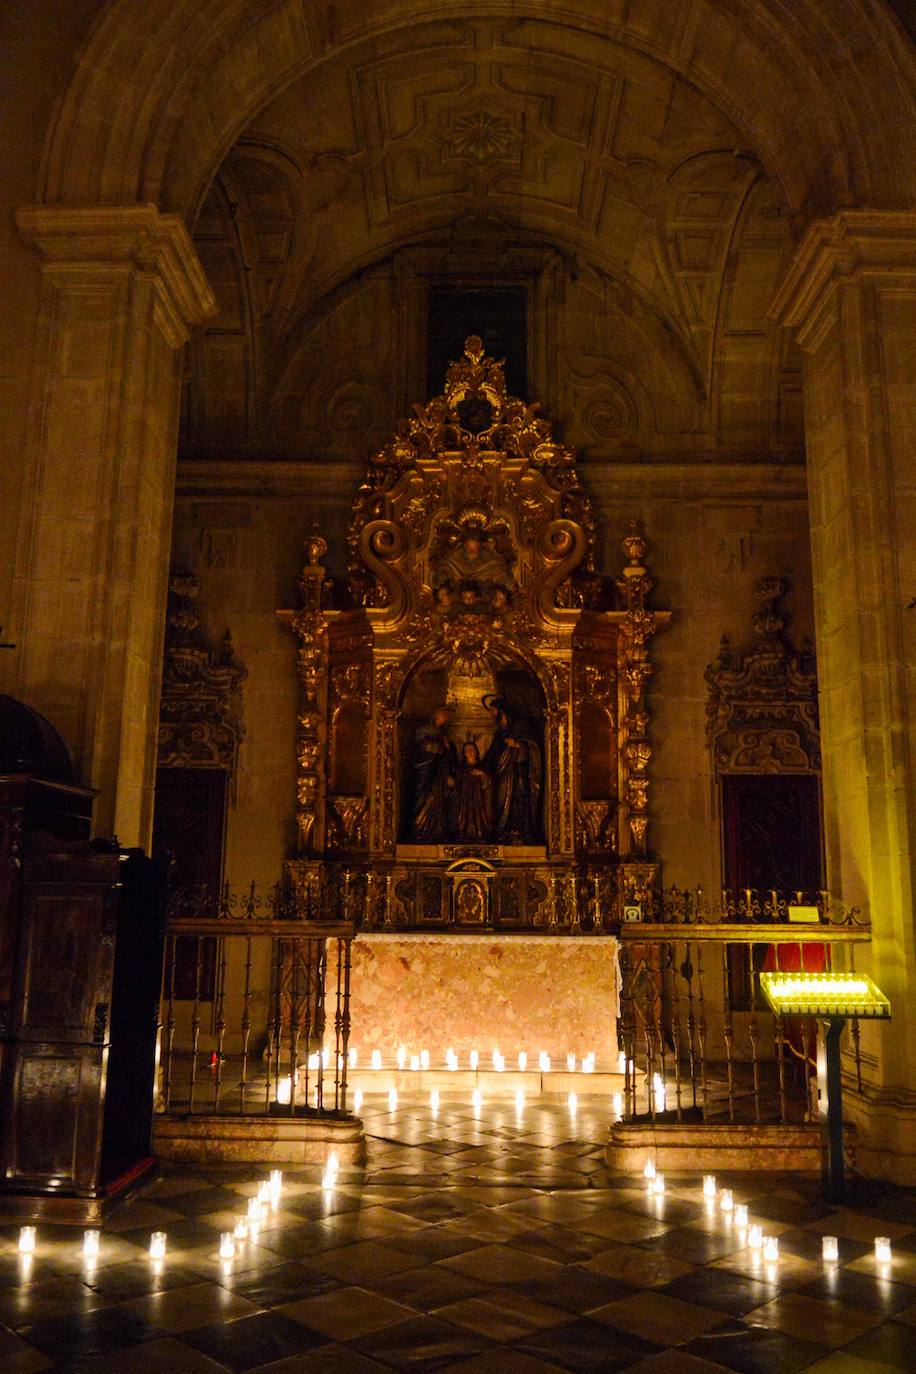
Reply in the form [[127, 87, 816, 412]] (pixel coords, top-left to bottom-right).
[[155, 1114, 365, 1166], [607, 1122, 824, 1174]]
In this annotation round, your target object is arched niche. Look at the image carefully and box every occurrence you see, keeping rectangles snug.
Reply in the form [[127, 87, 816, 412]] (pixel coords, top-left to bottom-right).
[[398, 651, 546, 848]]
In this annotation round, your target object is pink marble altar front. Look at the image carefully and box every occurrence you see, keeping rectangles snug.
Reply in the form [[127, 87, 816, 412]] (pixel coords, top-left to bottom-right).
[[345, 935, 619, 1062]]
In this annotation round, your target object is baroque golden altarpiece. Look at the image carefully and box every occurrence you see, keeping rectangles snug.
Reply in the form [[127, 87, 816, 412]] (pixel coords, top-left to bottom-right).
[[280, 339, 669, 931]]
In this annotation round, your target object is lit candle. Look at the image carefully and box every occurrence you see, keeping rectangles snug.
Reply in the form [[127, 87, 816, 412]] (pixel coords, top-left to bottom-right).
[[472, 1088, 482, 1110], [618, 1051, 627, 1072], [247, 1197, 262, 1223], [420, 1049, 430, 1070], [430, 1088, 440, 1112], [410, 1055, 420, 1072], [515, 1089, 525, 1112], [719, 1189, 734, 1213], [652, 1174, 665, 1196], [327, 1150, 339, 1175], [219, 1233, 235, 1260], [276, 1075, 292, 1105], [470, 1050, 479, 1070], [397, 1046, 406, 1070], [495, 1053, 505, 1072], [703, 1175, 717, 1199], [492, 1049, 500, 1069], [583, 1055, 595, 1074], [149, 1232, 167, 1260], [763, 1236, 779, 1262], [82, 1230, 100, 1262], [371, 1049, 382, 1071], [538, 1050, 549, 1072], [822, 1235, 839, 1262], [348, 1047, 358, 1068], [234, 1217, 248, 1241], [643, 1157, 657, 1181], [612, 1091, 623, 1120], [735, 1204, 749, 1229], [388, 1087, 398, 1112], [518, 1051, 528, 1071], [875, 1237, 892, 1264], [567, 1053, 576, 1071], [353, 1088, 363, 1112], [568, 1091, 578, 1113], [270, 1168, 283, 1200], [257, 1180, 271, 1203], [748, 1224, 763, 1250], [445, 1047, 454, 1064], [321, 1168, 334, 1191], [18, 1227, 36, 1255]]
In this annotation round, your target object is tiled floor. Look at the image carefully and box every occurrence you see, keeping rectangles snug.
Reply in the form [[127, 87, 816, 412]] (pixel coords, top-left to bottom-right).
[[2, 1095, 916, 1372]]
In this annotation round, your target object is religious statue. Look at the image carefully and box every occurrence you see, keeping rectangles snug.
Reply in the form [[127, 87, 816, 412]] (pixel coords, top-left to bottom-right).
[[482, 695, 543, 844], [433, 522, 512, 595], [409, 706, 457, 842], [453, 740, 493, 842]]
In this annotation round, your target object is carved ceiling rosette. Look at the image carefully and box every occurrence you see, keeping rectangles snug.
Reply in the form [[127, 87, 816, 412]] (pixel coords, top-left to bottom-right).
[[158, 572, 247, 773], [705, 577, 819, 774]]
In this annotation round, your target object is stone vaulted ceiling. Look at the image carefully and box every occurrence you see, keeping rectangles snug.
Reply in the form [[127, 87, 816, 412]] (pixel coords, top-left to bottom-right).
[[182, 17, 805, 465]]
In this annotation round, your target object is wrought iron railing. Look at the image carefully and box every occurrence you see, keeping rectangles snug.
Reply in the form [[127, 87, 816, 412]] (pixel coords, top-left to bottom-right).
[[159, 885, 354, 1118], [617, 891, 870, 1129]]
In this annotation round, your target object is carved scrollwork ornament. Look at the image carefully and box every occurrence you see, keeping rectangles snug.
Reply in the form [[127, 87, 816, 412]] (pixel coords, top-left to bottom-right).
[[158, 571, 247, 775], [705, 576, 819, 775]]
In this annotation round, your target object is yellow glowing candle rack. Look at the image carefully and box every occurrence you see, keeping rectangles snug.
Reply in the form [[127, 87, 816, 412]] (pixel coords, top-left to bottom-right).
[[758, 971, 889, 1020]]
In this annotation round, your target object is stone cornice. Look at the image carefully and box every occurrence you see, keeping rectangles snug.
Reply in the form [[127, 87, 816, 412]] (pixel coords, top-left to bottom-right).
[[771, 209, 916, 351], [16, 204, 215, 346], [176, 457, 808, 505]]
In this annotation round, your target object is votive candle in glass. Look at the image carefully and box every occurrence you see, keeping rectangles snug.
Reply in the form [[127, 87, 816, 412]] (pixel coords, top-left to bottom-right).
[[472, 1088, 482, 1109], [388, 1087, 398, 1111], [568, 1091, 578, 1113], [430, 1089, 440, 1111], [652, 1174, 665, 1196], [18, 1227, 36, 1255], [748, 1224, 764, 1250], [643, 1157, 657, 1181], [763, 1235, 779, 1262], [371, 1049, 381, 1070], [822, 1235, 839, 1263], [149, 1232, 167, 1260], [518, 1051, 528, 1071], [735, 1204, 749, 1229], [470, 1050, 479, 1070], [875, 1237, 892, 1264], [719, 1189, 734, 1213], [353, 1088, 363, 1112], [83, 1230, 100, 1261], [247, 1197, 262, 1223], [515, 1089, 525, 1112], [234, 1217, 248, 1241], [219, 1233, 235, 1260], [702, 1175, 716, 1199]]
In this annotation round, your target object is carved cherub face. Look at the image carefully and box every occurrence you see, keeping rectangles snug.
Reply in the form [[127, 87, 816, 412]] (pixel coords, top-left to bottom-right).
[[434, 582, 453, 607], [463, 536, 482, 559], [463, 742, 480, 765], [491, 586, 508, 609]]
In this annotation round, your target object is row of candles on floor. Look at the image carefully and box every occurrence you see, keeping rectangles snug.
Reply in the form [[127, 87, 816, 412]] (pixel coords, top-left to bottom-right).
[[15, 1163, 344, 1267], [641, 1160, 895, 1267], [370, 1086, 607, 1115], [356, 1048, 609, 1073], [16, 1155, 896, 1272]]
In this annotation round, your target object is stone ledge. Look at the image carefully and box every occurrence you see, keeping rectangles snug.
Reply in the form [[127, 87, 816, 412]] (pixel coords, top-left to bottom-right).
[[607, 1121, 823, 1174], [155, 1113, 365, 1165]]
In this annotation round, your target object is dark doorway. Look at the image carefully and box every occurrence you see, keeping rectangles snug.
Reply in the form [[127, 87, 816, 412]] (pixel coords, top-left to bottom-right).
[[721, 774, 823, 895], [426, 287, 528, 398], [721, 773, 824, 1008], [152, 767, 228, 1001]]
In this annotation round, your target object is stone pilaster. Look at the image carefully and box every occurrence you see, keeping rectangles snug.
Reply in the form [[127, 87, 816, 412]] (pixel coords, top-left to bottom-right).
[[10, 206, 215, 847], [772, 211, 916, 1181]]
